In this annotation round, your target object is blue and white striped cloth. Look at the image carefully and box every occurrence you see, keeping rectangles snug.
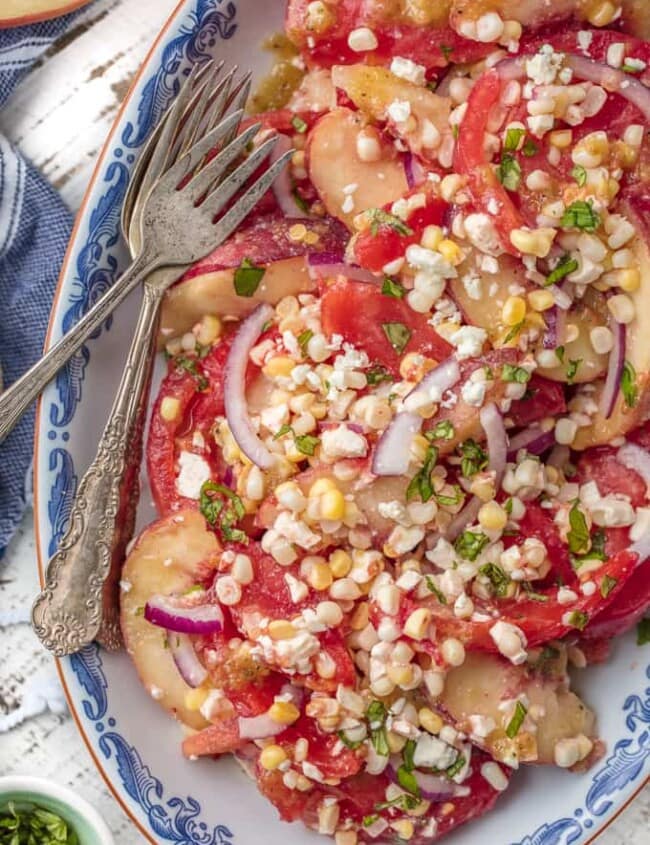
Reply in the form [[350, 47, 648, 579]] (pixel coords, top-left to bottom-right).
[[0, 13, 80, 557]]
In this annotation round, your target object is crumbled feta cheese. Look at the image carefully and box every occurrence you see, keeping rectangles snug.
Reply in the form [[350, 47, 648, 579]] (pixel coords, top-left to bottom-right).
[[321, 424, 368, 459], [175, 451, 211, 499], [274, 511, 321, 549], [481, 761, 509, 791], [257, 630, 320, 675], [449, 325, 487, 359], [526, 46, 564, 86], [489, 620, 528, 665], [463, 213, 503, 255], [390, 56, 426, 85], [387, 99, 412, 124], [577, 31, 593, 53], [461, 379, 487, 407], [285, 572, 309, 603], [462, 269, 483, 301], [414, 734, 458, 770]]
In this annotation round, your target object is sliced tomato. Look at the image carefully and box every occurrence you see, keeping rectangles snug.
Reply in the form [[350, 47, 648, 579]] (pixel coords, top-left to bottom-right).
[[583, 562, 650, 640], [510, 502, 576, 587], [352, 194, 449, 273], [182, 718, 243, 758], [576, 445, 647, 509], [321, 279, 452, 375], [508, 376, 567, 428]]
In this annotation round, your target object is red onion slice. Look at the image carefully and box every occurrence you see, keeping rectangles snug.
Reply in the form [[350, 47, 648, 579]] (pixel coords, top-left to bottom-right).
[[406, 358, 461, 403], [169, 632, 208, 688], [225, 303, 276, 469], [307, 253, 380, 285], [404, 153, 426, 189], [238, 712, 287, 740], [598, 320, 626, 419], [271, 133, 310, 218], [372, 412, 423, 476], [480, 402, 507, 485], [630, 539, 650, 564], [617, 442, 650, 488], [565, 55, 650, 123], [386, 759, 469, 801], [549, 284, 572, 311], [145, 596, 224, 635], [445, 496, 482, 541], [507, 426, 555, 460]]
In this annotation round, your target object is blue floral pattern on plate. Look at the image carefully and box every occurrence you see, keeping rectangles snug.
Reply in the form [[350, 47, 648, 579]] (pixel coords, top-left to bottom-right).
[[36, 1, 650, 842]]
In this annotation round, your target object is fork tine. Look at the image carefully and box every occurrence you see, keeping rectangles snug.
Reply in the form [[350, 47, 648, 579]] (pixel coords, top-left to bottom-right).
[[219, 73, 253, 143], [194, 135, 278, 216], [204, 150, 294, 243], [176, 65, 238, 160], [160, 110, 249, 193], [182, 122, 262, 205]]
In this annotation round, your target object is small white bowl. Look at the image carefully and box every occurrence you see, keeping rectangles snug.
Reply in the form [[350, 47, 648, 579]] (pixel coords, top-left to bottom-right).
[[0, 776, 114, 845]]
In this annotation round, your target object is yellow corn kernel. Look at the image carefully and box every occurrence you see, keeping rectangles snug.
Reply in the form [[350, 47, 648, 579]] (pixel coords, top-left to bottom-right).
[[549, 129, 572, 149], [335, 831, 358, 845], [259, 744, 288, 770], [470, 476, 496, 502], [308, 562, 334, 591], [617, 268, 641, 293], [309, 477, 337, 497], [160, 396, 181, 422], [387, 730, 408, 754], [411, 434, 430, 463], [320, 488, 346, 520], [329, 549, 352, 578], [268, 620, 297, 640], [587, 0, 619, 27], [387, 664, 414, 687], [437, 238, 463, 266], [403, 607, 432, 641], [350, 601, 369, 631], [421, 224, 444, 251], [392, 820, 415, 841], [527, 289, 555, 312], [502, 296, 527, 327], [418, 707, 443, 735], [288, 223, 308, 242], [196, 314, 222, 346], [263, 356, 295, 378], [184, 687, 209, 711], [510, 227, 556, 258], [478, 500, 508, 531], [269, 701, 300, 725]]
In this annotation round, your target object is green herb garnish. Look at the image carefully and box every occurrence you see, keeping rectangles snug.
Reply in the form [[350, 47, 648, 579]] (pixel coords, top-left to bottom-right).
[[435, 485, 465, 507], [406, 446, 438, 503], [560, 200, 601, 232], [425, 575, 448, 604], [502, 363, 531, 384], [504, 128, 525, 151], [446, 753, 466, 779], [621, 360, 638, 408], [567, 501, 590, 556], [600, 574, 618, 598], [174, 355, 208, 391], [428, 420, 455, 441], [234, 257, 266, 297], [566, 358, 582, 382], [382, 277, 406, 298], [366, 364, 394, 386], [0, 802, 79, 845], [479, 562, 511, 597], [571, 164, 587, 187], [505, 701, 528, 738], [522, 139, 539, 157], [503, 319, 525, 344], [382, 321, 412, 355], [367, 208, 414, 237], [459, 439, 488, 478], [199, 481, 247, 545], [297, 329, 314, 354], [295, 434, 320, 456], [396, 766, 421, 797], [546, 253, 578, 286], [367, 700, 389, 757], [338, 730, 363, 750], [497, 153, 522, 191], [454, 530, 490, 562], [567, 610, 589, 631], [291, 115, 308, 133]]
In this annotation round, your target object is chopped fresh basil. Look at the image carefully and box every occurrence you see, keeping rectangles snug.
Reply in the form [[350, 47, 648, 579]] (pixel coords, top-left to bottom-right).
[[367, 700, 389, 757], [479, 562, 511, 597], [555, 345, 565, 364], [546, 253, 578, 286], [566, 358, 582, 383], [428, 420, 455, 441], [403, 739, 416, 772], [425, 575, 448, 604], [446, 753, 466, 779], [522, 582, 549, 602], [274, 423, 293, 440], [297, 329, 314, 354], [291, 115, 308, 133], [396, 765, 421, 797], [503, 319, 525, 344], [295, 434, 320, 456], [497, 153, 522, 191], [363, 814, 380, 827], [382, 277, 406, 298], [406, 446, 438, 503], [367, 208, 414, 237], [621, 360, 638, 408], [567, 501, 590, 556], [504, 497, 513, 515], [292, 189, 310, 214], [454, 530, 490, 562], [435, 485, 465, 507], [571, 164, 587, 187], [522, 138, 539, 157], [505, 700, 528, 739], [366, 364, 393, 386], [504, 128, 525, 151], [567, 610, 589, 631], [174, 355, 208, 391], [234, 257, 266, 297], [600, 574, 618, 598], [338, 730, 362, 750], [637, 618, 650, 645], [459, 439, 488, 478], [560, 200, 601, 232], [374, 793, 420, 813], [199, 481, 247, 544], [382, 321, 412, 355], [440, 44, 454, 60], [502, 363, 531, 384], [0, 801, 79, 845]]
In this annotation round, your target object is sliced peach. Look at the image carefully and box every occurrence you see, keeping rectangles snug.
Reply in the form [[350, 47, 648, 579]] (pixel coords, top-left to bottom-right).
[[438, 650, 596, 765], [306, 108, 408, 228], [535, 296, 608, 385], [0, 0, 89, 26], [120, 509, 220, 730]]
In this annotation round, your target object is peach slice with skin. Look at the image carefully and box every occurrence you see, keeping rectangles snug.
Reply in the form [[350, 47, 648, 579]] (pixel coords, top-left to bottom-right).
[[306, 108, 408, 229], [120, 509, 221, 730], [438, 650, 596, 766], [0, 0, 90, 26]]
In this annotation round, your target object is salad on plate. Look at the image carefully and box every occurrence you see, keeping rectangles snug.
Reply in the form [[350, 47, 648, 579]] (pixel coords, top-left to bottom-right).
[[120, 1, 650, 841]]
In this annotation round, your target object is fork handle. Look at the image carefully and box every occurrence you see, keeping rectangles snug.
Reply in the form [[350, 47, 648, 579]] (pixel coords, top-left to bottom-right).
[[32, 279, 170, 656], [0, 250, 160, 445]]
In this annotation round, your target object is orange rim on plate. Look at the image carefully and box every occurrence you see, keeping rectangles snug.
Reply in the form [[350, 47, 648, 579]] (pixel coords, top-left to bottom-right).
[[31, 2, 649, 841], [0, 0, 92, 28]]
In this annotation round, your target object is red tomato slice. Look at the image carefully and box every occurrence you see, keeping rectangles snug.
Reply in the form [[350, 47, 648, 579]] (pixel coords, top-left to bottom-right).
[[321, 279, 452, 376], [352, 194, 449, 273], [508, 376, 567, 428], [182, 718, 243, 758], [510, 502, 576, 587], [583, 562, 650, 640]]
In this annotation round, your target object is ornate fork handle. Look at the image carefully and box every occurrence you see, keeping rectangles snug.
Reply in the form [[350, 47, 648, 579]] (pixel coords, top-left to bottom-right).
[[0, 250, 160, 445], [32, 276, 174, 656]]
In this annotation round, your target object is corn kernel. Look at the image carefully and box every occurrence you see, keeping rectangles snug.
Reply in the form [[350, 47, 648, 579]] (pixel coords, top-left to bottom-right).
[[587, 0, 619, 27], [478, 500, 508, 531], [288, 223, 308, 242], [350, 601, 369, 630], [418, 707, 443, 734], [320, 488, 346, 520], [263, 356, 295, 378], [387, 663, 414, 687], [549, 129, 572, 148], [421, 224, 444, 250], [411, 434, 430, 463], [184, 687, 209, 711], [510, 227, 556, 258], [392, 820, 414, 841], [403, 607, 432, 641], [160, 396, 181, 422], [269, 701, 300, 725], [196, 314, 222, 346], [470, 476, 496, 502], [527, 289, 555, 312], [309, 477, 336, 497], [260, 744, 288, 770], [617, 267, 641, 292], [387, 731, 408, 754], [438, 238, 463, 265], [268, 620, 297, 640], [329, 549, 352, 578], [308, 561, 334, 591], [335, 832, 358, 845], [502, 296, 527, 327]]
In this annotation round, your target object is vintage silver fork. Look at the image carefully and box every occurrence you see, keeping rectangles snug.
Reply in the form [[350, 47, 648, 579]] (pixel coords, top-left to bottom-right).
[[31, 72, 292, 657]]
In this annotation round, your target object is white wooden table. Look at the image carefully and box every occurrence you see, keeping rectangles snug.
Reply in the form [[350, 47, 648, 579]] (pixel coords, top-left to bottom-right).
[[0, 1, 647, 842]]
